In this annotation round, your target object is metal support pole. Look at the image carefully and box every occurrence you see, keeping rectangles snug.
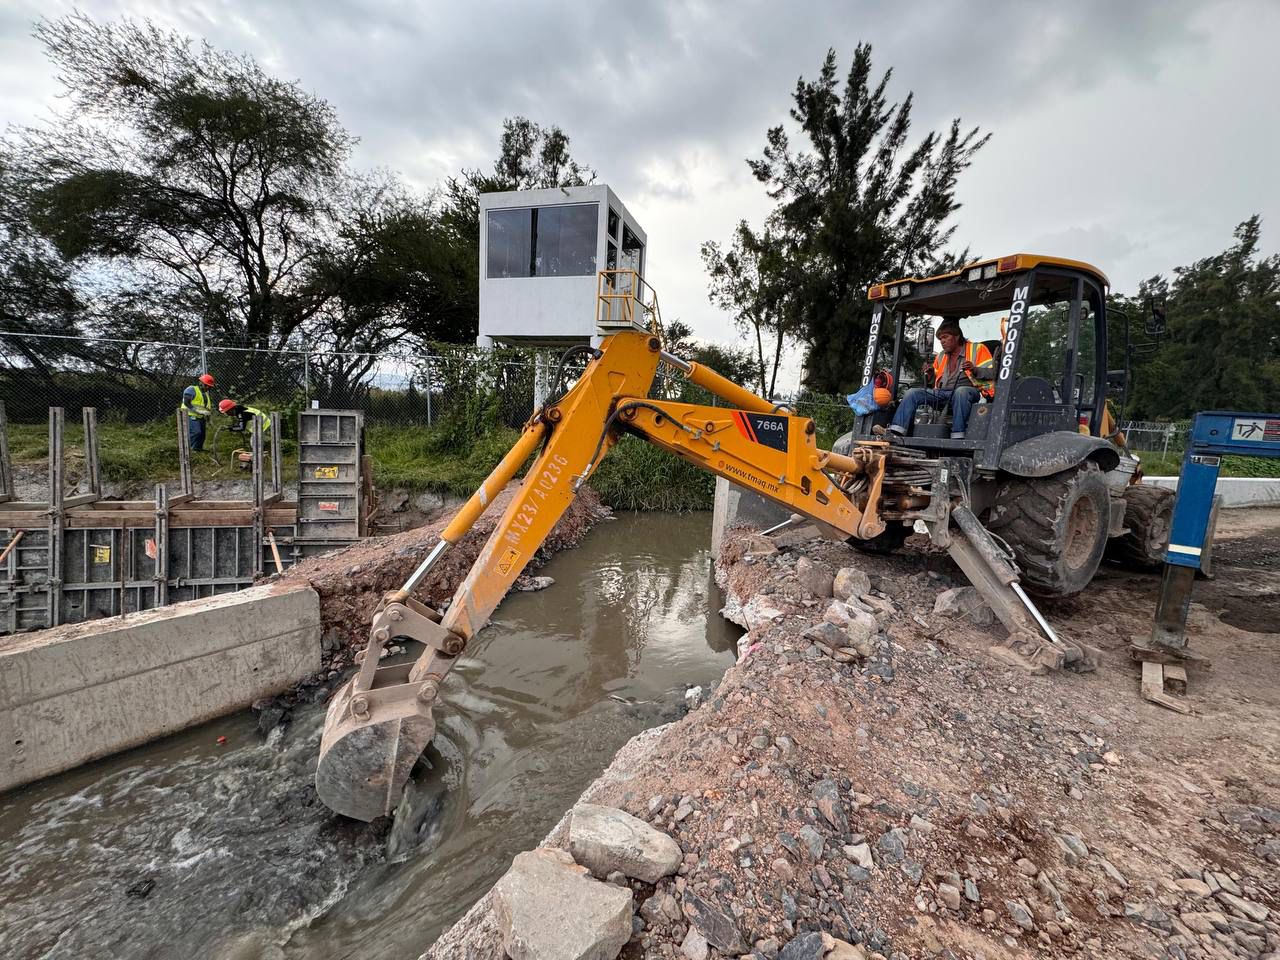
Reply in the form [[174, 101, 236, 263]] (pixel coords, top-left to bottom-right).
[[175, 407, 194, 497], [270, 412, 282, 495], [251, 416, 264, 576], [303, 347, 310, 399], [154, 483, 169, 607], [199, 315, 207, 372], [47, 407, 64, 628], [82, 407, 102, 496], [424, 354, 433, 426], [0, 400, 13, 503]]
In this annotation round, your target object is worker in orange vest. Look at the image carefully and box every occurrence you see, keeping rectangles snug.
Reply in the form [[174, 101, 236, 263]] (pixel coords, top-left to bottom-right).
[[884, 320, 994, 440]]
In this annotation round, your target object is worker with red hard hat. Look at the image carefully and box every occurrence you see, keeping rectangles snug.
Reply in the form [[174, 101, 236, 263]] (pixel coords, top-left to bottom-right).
[[218, 398, 271, 438], [181, 373, 216, 451]]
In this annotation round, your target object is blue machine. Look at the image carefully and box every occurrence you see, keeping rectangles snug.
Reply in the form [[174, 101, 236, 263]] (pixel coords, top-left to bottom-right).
[[1148, 410, 1280, 651]]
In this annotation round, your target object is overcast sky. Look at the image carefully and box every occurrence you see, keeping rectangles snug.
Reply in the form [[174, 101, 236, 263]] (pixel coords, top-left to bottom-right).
[[2, 0, 1277, 388]]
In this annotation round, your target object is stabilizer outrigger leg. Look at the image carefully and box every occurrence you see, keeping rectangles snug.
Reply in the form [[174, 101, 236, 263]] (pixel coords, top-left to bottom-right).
[[931, 505, 1099, 675]]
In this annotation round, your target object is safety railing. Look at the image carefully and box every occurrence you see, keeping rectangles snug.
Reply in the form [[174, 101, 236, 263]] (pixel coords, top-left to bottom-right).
[[596, 269, 663, 335]]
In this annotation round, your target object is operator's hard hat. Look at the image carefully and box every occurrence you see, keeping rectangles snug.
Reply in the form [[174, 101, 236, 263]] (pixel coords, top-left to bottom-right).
[[199, 373, 216, 387], [873, 369, 895, 390], [218, 399, 236, 414]]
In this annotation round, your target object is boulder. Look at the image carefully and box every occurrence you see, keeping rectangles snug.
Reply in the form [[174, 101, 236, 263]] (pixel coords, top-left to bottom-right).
[[795, 557, 835, 598], [833, 566, 871, 601], [492, 848, 632, 960], [569, 804, 682, 883]]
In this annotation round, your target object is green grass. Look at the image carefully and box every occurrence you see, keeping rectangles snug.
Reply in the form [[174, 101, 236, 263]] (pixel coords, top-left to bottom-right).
[[1136, 451, 1276, 477], [5, 418, 717, 510], [6, 419, 300, 487]]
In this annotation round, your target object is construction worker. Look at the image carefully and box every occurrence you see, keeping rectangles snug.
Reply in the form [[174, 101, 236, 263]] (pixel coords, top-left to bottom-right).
[[181, 373, 216, 451], [218, 399, 271, 439], [883, 319, 994, 440]]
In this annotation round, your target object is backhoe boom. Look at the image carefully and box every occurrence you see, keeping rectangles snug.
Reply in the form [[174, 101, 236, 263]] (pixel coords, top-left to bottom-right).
[[315, 330, 888, 820]]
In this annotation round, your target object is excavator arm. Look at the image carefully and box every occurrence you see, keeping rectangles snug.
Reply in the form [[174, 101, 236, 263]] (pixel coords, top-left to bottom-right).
[[315, 330, 891, 820]]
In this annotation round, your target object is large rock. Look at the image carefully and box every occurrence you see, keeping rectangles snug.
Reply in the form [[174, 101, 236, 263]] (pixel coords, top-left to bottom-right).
[[795, 557, 835, 598], [833, 566, 871, 601], [932, 586, 994, 626], [569, 804, 682, 883], [682, 892, 746, 954], [492, 848, 632, 960], [844, 609, 879, 650]]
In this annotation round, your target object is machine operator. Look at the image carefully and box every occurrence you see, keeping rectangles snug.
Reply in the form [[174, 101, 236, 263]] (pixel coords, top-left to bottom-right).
[[882, 320, 994, 440]]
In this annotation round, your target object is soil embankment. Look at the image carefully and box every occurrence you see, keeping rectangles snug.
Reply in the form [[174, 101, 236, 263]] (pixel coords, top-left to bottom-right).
[[276, 482, 607, 672], [425, 509, 1280, 959]]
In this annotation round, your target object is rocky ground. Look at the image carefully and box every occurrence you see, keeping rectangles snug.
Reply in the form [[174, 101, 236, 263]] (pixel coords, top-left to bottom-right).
[[424, 508, 1280, 960]]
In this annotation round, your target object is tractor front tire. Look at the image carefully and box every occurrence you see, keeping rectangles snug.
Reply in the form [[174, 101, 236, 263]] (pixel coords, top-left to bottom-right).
[[1106, 484, 1175, 570], [988, 463, 1111, 597]]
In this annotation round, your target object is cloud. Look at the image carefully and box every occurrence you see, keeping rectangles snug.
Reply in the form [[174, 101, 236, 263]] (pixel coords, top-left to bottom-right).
[[3, 0, 1277, 389]]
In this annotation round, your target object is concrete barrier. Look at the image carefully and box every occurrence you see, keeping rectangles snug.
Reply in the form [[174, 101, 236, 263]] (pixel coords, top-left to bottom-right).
[[0, 581, 321, 793], [1142, 476, 1280, 509], [711, 477, 790, 558]]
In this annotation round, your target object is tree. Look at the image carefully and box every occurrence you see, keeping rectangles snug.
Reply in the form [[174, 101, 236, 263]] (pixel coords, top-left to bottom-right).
[[700, 218, 797, 396], [744, 45, 988, 393], [0, 149, 86, 381], [12, 13, 354, 357], [660, 319, 759, 401], [439, 115, 595, 255], [1126, 216, 1280, 419], [301, 178, 479, 396]]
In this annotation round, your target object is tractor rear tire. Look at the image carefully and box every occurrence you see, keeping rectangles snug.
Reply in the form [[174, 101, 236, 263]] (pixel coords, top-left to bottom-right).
[[988, 462, 1111, 597], [1106, 484, 1175, 570], [850, 521, 911, 555]]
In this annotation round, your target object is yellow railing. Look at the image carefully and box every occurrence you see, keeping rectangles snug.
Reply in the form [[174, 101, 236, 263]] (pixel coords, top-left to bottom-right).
[[596, 270, 663, 335]]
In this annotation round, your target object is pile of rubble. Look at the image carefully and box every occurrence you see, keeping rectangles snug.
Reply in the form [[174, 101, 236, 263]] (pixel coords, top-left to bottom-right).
[[426, 518, 1280, 960]]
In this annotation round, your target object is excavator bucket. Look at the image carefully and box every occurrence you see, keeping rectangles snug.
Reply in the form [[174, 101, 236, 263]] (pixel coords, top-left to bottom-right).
[[316, 662, 437, 822]]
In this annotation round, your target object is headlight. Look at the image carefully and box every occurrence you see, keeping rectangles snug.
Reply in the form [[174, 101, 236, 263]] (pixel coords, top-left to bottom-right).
[[982, 263, 998, 279], [966, 267, 982, 281]]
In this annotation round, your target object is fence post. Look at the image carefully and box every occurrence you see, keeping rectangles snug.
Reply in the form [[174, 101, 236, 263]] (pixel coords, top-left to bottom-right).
[[1162, 424, 1171, 461], [424, 353, 433, 426], [303, 345, 310, 399]]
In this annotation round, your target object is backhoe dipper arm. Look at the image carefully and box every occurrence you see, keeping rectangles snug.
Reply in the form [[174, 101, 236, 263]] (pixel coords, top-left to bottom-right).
[[315, 331, 885, 821]]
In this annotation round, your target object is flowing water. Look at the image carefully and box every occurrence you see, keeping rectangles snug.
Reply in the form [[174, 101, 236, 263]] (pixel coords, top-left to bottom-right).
[[0, 512, 739, 960]]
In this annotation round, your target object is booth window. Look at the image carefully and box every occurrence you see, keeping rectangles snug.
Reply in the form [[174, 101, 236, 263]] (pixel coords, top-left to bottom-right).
[[486, 203, 599, 279]]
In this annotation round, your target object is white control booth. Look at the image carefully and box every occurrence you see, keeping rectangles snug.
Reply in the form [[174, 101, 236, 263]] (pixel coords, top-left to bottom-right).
[[477, 185, 647, 351]]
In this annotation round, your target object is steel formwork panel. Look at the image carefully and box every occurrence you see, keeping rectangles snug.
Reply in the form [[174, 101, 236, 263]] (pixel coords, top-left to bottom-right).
[[297, 410, 364, 541], [1, 525, 51, 633], [0, 407, 365, 635]]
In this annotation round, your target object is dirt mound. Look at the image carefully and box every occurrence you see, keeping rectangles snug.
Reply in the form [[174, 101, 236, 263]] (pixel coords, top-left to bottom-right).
[[278, 482, 608, 669]]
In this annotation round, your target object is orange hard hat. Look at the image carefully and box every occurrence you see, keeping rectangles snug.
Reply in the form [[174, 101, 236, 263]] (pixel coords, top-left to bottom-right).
[[873, 387, 893, 406], [199, 373, 215, 387], [218, 399, 236, 414]]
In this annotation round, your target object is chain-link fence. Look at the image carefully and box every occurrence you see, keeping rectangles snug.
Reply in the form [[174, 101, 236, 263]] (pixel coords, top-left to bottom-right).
[[1120, 420, 1192, 459], [0, 331, 859, 443]]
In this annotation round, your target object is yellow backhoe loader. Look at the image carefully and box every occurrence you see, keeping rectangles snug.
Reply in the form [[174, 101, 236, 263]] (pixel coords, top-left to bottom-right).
[[316, 261, 1156, 822]]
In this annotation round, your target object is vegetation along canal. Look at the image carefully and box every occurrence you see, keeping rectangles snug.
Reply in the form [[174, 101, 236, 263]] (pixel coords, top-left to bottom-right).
[[0, 512, 740, 959]]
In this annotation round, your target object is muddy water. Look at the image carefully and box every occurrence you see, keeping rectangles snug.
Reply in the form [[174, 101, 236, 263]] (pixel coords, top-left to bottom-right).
[[0, 512, 738, 960]]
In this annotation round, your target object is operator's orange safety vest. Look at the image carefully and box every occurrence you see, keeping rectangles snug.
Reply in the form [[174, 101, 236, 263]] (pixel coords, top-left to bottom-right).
[[933, 340, 994, 399]]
